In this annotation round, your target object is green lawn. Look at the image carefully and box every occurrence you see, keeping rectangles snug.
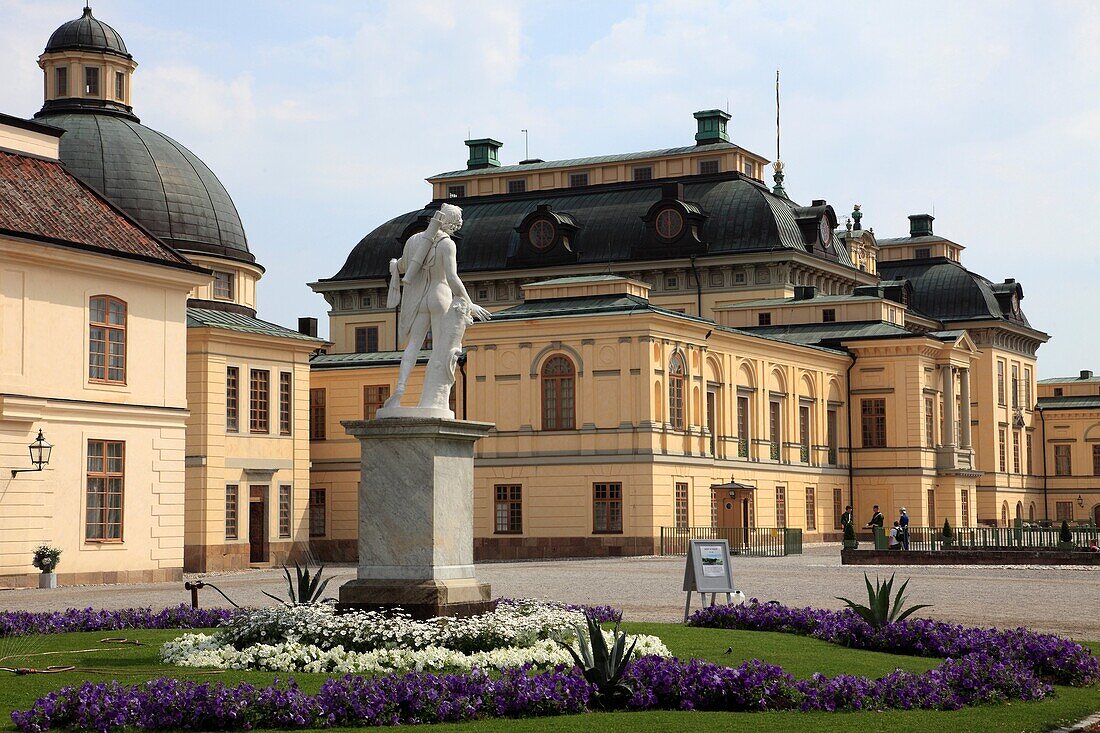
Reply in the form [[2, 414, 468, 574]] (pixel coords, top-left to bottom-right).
[[0, 625, 1096, 733]]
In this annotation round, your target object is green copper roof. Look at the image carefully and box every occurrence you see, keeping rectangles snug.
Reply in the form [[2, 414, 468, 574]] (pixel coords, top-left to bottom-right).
[[739, 320, 918, 346], [431, 142, 743, 179], [528, 274, 633, 286], [186, 308, 326, 342], [725, 294, 882, 308], [310, 350, 439, 369], [1036, 395, 1100, 410], [1038, 375, 1100, 385]]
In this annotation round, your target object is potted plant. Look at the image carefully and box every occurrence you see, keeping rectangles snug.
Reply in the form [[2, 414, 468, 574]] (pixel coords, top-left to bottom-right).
[[941, 519, 953, 548], [32, 545, 61, 588], [1057, 520, 1075, 550], [842, 521, 859, 550]]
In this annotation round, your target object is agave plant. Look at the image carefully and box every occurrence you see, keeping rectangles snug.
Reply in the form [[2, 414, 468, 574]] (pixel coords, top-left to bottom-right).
[[560, 611, 637, 709], [836, 573, 931, 629], [262, 563, 333, 606]]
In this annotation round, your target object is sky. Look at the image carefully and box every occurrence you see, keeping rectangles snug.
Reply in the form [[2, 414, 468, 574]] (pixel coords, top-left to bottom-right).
[[2, 0, 1098, 377]]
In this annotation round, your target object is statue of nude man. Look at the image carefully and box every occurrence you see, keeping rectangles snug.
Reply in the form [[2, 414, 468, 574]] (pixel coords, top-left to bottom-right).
[[380, 203, 490, 415]]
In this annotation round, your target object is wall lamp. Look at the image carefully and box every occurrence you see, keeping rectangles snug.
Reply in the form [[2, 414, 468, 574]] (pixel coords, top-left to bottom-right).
[[1077, 495, 1085, 508], [11, 429, 52, 478]]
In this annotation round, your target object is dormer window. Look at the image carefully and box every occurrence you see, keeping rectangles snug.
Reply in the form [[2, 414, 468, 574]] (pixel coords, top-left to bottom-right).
[[742, 161, 754, 176], [655, 208, 684, 241], [213, 271, 234, 300], [633, 166, 653, 181], [55, 67, 68, 96], [915, 247, 931, 259], [84, 66, 99, 96], [569, 172, 589, 187], [759, 312, 772, 326], [698, 159, 720, 175], [447, 184, 465, 198], [507, 178, 526, 194], [528, 219, 556, 251]]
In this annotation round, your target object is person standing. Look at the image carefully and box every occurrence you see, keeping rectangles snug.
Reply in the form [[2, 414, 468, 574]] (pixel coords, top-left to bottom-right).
[[865, 505, 884, 530], [840, 505, 854, 527], [898, 507, 910, 550]]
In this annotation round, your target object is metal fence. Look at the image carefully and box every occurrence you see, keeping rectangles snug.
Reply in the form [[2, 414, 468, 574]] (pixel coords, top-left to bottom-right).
[[874, 524, 1100, 551], [660, 526, 803, 557]]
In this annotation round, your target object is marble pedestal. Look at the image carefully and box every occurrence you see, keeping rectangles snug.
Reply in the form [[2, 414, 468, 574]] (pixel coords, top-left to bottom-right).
[[338, 417, 494, 619]]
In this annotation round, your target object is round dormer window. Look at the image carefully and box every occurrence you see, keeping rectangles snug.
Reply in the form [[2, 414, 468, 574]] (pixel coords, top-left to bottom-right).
[[529, 219, 556, 250], [655, 208, 684, 240]]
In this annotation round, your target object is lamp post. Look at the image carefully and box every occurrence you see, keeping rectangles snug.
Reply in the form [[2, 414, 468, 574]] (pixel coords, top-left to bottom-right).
[[11, 429, 52, 478]]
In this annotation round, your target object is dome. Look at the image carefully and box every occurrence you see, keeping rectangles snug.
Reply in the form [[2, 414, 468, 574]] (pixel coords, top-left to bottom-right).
[[326, 175, 850, 282], [34, 111, 253, 262], [44, 7, 130, 59]]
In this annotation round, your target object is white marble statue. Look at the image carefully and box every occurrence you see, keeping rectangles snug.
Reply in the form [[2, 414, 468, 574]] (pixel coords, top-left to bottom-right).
[[378, 203, 490, 418]]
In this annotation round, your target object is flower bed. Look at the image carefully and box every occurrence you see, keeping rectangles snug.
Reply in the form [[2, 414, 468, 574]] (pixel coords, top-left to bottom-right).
[[161, 600, 668, 675], [688, 601, 1099, 687], [0, 606, 236, 638], [11, 653, 1054, 732]]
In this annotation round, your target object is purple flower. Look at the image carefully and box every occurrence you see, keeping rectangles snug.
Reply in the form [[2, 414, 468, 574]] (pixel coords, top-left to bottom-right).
[[0, 606, 237, 639]]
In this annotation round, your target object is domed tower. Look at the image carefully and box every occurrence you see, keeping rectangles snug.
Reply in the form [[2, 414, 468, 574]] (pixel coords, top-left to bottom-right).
[[35, 6, 263, 316]]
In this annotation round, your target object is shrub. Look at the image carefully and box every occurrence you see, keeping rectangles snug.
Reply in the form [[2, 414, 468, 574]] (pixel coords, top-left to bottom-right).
[[31, 545, 61, 573], [836, 574, 931, 629], [941, 519, 953, 539], [1059, 520, 1072, 544]]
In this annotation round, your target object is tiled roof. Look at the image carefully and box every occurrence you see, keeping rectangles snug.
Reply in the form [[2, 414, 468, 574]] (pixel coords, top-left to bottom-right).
[[0, 149, 195, 269], [430, 142, 745, 179], [1036, 395, 1100, 410], [311, 350, 439, 369], [186, 308, 327, 342]]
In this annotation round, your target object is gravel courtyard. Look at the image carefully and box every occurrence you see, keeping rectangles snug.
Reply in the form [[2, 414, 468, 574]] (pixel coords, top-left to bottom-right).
[[3, 545, 1097, 638]]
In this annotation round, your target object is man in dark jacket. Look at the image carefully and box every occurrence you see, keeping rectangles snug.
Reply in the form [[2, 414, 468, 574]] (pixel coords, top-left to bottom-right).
[[840, 505, 854, 526], [865, 505, 884, 530]]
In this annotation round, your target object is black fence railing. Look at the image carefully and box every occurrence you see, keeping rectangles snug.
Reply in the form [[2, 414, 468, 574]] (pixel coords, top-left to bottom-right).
[[874, 524, 1100, 551], [660, 526, 803, 557]]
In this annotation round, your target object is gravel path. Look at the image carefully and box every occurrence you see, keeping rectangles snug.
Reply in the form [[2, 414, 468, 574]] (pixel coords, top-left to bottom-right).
[[2, 545, 1097, 639]]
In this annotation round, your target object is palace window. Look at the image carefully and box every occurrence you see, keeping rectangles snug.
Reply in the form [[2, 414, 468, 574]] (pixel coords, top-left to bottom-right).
[[827, 408, 839, 465], [225, 485, 238, 540], [89, 296, 126, 384], [1027, 433, 1033, 474], [355, 326, 379, 353], [668, 353, 686, 430], [758, 312, 772, 326], [278, 485, 292, 538], [632, 166, 653, 181], [84, 66, 99, 95], [997, 361, 1006, 405], [541, 355, 576, 430], [86, 440, 124, 542], [1024, 368, 1032, 409], [568, 172, 589, 187], [447, 184, 465, 198], [507, 178, 526, 193], [213, 271, 234, 300], [360, 294, 372, 309], [309, 388, 326, 440], [279, 372, 292, 435], [698, 159, 720, 175], [925, 397, 935, 446], [805, 487, 816, 530], [833, 488, 843, 529], [1093, 444, 1100, 476], [675, 482, 689, 529], [799, 405, 811, 463], [1056, 501, 1073, 522], [55, 66, 68, 96], [1012, 430, 1021, 474], [1054, 387, 1063, 397], [998, 429, 1007, 472], [822, 308, 836, 323], [309, 488, 326, 537], [775, 485, 786, 528], [860, 398, 886, 448], [363, 385, 390, 420], [915, 247, 931, 259], [742, 161, 754, 177], [226, 367, 239, 432], [593, 482, 623, 533], [249, 369, 269, 433], [737, 394, 750, 457], [494, 485, 522, 534], [769, 400, 782, 460], [115, 70, 125, 100], [1054, 444, 1071, 476], [734, 272, 746, 284], [1011, 365, 1019, 409], [961, 489, 970, 527]]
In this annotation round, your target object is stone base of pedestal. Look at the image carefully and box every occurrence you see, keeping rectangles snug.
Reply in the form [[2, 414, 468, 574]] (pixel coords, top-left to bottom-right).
[[338, 577, 494, 620]]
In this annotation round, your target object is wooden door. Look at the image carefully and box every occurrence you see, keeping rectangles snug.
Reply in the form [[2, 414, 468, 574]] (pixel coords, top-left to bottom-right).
[[249, 485, 268, 563]]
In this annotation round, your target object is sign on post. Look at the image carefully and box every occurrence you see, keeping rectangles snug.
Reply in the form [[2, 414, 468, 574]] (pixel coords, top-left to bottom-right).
[[682, 539, 737, 621]]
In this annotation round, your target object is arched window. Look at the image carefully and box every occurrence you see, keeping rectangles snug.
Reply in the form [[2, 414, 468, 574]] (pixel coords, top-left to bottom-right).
[[541, 356, 575, 430], [89, 296, 126, 384], [1028, 502, 1036, 522], [1001, 502, 1009, 528], [669, 353, 685, 429]]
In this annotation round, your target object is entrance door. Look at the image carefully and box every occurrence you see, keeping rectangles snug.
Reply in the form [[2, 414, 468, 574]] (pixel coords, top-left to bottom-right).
[[249, 485, 268, 563]]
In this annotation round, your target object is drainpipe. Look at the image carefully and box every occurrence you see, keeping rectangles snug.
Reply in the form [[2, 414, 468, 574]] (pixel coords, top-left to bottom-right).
[[846, 351, 857, 510], [689, 255, 703, 317], [1039, 406, 1049, 522]]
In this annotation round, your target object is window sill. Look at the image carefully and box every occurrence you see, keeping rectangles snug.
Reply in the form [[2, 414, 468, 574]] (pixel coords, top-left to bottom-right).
[[84, 539, 124, 546]]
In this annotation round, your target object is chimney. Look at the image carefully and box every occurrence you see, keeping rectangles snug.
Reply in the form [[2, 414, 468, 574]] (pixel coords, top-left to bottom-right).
[[693, 109, 731, 145], [297, 317, 317, 338], [465, 138, 502, 170], [1081, 370, 1094, 380], [793, 285, 816, 300], [908, 213, 934, 237]]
